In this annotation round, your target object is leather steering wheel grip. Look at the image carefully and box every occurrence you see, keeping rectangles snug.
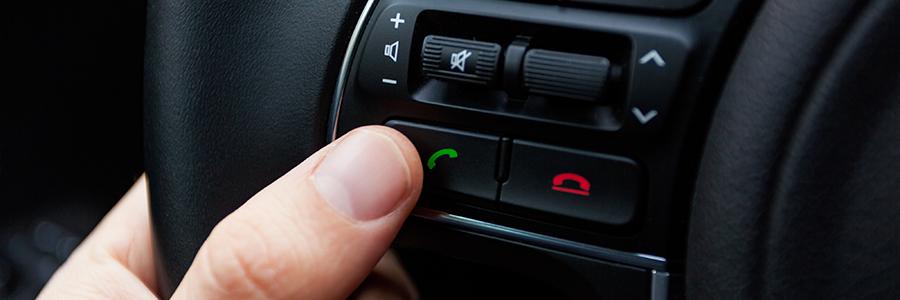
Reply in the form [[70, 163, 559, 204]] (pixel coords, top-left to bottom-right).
[[688, 0, 900, 298], [143, 0, 364, 296]]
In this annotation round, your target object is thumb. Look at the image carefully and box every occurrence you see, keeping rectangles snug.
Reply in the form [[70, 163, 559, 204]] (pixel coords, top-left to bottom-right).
[[171, 126, 423, 300]]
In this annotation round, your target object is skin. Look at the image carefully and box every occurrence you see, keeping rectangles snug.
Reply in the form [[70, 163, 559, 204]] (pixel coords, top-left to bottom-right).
[[38, 126, 423, 299]]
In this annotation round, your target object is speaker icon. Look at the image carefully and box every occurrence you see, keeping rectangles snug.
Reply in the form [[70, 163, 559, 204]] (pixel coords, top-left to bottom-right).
[[384, 41, 399, 62]]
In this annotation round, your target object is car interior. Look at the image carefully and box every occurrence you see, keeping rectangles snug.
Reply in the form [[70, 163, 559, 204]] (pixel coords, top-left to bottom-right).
[[3, 0, 900, 299]]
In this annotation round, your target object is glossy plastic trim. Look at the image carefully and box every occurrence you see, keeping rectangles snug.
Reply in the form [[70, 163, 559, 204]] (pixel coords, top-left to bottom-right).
[[413, 207, 668, 271], [329, 0, 377, 142]]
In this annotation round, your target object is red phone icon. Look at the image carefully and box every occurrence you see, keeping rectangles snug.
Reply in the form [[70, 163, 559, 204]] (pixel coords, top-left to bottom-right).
[[551, 173, 591, 196]]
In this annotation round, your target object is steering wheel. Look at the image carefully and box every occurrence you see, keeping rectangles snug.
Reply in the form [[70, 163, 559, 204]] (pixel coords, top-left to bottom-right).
[[144, 0, 900, 298]]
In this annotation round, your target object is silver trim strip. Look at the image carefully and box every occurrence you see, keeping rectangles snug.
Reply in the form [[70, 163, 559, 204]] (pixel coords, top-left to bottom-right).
[[413, 207, 667, 271], [328, 0, 377, 142], [651, 270, 670, 300]]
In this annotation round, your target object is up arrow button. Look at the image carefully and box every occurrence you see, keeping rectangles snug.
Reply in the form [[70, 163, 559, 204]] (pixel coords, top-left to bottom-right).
[[639, 49, 666, 67]]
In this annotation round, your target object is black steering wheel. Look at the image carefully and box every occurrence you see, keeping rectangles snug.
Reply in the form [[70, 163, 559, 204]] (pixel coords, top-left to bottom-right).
[[144, 0, 900, 298]]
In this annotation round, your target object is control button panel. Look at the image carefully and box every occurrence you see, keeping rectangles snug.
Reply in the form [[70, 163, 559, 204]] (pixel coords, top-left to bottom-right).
[[349, 4, 691, 133], [406, 11, 639, 131], [334, 0, 748, 263], [500, 140, 641, 225], [386, 120, 500, 200]]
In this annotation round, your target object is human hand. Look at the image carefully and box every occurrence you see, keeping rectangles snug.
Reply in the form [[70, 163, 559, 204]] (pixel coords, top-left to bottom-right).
[[38, 126, 423, 299]]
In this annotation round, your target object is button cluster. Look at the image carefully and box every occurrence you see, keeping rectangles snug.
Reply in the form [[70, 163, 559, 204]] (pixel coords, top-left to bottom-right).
[[387, 120, 641, 226], [356, 8, 417, 98], [419, 34, 618, 103], [351, 7, 688, 132]]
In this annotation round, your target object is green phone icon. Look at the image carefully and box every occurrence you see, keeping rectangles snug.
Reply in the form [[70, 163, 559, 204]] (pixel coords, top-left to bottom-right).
[[427, 148, 458, 170]]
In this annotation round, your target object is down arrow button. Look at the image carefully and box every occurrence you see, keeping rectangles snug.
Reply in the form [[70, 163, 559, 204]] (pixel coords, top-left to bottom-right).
[[631, 107, 659, 125]]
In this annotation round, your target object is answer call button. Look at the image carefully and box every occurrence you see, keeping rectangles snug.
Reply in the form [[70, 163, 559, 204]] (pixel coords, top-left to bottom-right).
[[386, 121, 500, 200]]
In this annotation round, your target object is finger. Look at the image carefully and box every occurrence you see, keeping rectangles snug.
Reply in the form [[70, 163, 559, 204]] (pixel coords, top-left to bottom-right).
[[38, 175, 157, 299], [351, 251, 419, 300], [172, 125, 423, 300]]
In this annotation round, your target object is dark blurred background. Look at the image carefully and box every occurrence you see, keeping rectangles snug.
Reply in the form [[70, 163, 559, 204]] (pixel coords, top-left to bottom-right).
[[0, 1, 146, 298]]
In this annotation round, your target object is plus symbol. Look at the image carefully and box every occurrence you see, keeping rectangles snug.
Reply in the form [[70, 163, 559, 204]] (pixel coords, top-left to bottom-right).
[[389, 13, 405, 29]]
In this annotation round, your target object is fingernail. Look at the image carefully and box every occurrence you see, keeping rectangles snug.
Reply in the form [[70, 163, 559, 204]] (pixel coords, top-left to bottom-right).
[[313, 129, 412, 221]]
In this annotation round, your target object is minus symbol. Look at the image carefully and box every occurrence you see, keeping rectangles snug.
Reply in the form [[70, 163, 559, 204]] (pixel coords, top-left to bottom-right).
[[382, 78, 398, 85]]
